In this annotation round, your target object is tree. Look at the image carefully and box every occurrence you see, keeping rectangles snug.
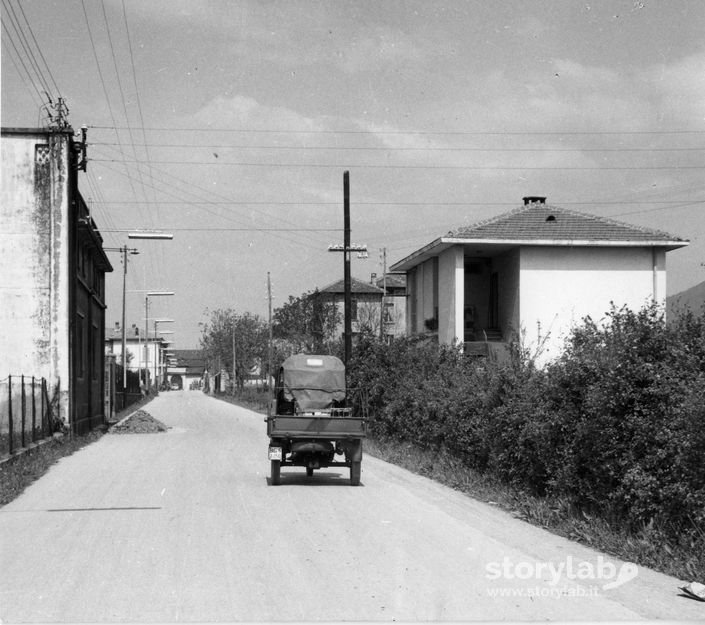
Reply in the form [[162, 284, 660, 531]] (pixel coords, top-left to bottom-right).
[[200, 308, 269, 391], [273, 289, 340, 354]]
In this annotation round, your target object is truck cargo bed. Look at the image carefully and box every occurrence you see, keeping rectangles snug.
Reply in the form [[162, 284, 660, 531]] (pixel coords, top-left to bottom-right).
[[266, 414, 366, 438]]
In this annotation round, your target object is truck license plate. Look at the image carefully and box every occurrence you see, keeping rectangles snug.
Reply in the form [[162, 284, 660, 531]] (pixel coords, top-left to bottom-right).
[[268, 446, 282, 461]]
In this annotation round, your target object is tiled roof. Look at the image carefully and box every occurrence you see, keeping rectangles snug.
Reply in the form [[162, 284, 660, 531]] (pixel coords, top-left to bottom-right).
[[171, 349, 205, 373], [376, 273, 406, 290], [319, 276, 384, 295], [447, 203, 686, 243]]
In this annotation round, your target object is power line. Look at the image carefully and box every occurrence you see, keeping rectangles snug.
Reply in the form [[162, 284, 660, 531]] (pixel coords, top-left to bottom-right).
[[102, 227, 341, 233], [1, 0, 53, 99], [121, 0, 155, 204], [99, 0, 150, 215], [87, 125, 705, 136], [13, 0, 61, 96], [91, 158, 705, 170], [89, 141, 705, 153], [0, 22, 43, 108], [92, 150, 334, 252], [88, 199, 705, 206]]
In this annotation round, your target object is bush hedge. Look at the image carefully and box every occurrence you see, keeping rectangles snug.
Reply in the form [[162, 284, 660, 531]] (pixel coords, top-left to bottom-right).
[[348, 302, 705, 541]]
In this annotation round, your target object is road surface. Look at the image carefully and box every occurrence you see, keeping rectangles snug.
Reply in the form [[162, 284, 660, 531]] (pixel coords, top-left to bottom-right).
[[1, 391, 701, 622]]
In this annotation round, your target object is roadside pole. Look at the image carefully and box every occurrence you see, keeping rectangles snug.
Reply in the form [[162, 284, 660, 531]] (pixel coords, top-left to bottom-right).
[[327, 172, 367, 369]]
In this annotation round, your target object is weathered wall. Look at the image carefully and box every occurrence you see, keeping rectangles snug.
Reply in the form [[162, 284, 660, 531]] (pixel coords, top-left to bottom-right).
[[0, 131, 71, 421]]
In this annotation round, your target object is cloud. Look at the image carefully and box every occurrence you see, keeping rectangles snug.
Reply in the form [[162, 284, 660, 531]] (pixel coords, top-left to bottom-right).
[[192, 95, 322, 132], [335, 26, 428, 74], [642, 50, 705, 125]]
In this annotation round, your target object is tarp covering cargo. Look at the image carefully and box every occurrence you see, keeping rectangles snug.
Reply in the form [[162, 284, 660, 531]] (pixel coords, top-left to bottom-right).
[[278, 354, 346, 412]]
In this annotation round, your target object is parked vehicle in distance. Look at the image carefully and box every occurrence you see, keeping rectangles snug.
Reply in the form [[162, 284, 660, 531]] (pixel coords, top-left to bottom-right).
[[265, 354, 366, 485]]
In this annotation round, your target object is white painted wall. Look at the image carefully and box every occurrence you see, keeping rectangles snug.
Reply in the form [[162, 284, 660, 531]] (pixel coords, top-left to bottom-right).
[[519, 246, 666, 363], [107, 340, 162, 373], [438, 246, 464, 344]]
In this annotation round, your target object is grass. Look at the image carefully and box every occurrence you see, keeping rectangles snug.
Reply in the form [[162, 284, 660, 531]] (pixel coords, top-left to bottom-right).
[[365, 436, 705, 583]]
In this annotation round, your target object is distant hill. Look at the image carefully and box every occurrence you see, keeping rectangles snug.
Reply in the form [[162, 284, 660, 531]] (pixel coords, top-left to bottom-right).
[[667, 280, 705, 316]]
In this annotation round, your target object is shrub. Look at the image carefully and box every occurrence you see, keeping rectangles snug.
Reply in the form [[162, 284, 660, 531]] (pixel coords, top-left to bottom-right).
[[348, 301, 705, 543]]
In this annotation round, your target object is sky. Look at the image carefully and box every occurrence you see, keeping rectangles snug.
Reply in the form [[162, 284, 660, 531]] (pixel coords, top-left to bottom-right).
[[2, 0, 704, 348]]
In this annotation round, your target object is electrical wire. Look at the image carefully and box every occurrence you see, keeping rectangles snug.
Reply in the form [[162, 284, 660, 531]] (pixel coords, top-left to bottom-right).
[[89, 141, 705, 153], [87, 125, 705, 136], [1, 22, 43, 108], [13, 0, 61, 96], [90, 158, 705, 170], [1, 0, 52, 99]]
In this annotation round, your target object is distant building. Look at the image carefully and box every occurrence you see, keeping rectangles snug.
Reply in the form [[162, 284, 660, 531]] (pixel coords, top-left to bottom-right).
[[391, 196, 688, 364], [1, 127, 112, 433], [318, 274, 407, 342], [375, 272, 407, 338], [104, 322, 169, 388], [167, 350, 206, 390]]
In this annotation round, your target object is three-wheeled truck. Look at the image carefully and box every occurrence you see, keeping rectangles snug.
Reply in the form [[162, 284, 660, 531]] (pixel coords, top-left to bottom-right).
[[265, 354, 366, 485]]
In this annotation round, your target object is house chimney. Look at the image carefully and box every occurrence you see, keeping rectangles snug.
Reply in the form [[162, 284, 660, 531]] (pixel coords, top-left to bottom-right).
[[370, 272, 377, 284], [115, 321, 120, 330], [523, 196, 546, 206]]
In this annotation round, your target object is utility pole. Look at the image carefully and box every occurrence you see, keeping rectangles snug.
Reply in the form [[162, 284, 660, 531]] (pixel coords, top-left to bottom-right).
[[122, 246, 128, 404], [144, 296, 149, 389], [344, 171, 351, 366], [232, 322, 237, 394], [380, 247, 387, 341], [327, 172, 367, 368], [105, 246, 139, 408], [267, 272, 273, 401]]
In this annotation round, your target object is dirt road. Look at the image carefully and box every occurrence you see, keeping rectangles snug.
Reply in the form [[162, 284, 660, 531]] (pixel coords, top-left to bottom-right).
[[0, 392, 701, 621]]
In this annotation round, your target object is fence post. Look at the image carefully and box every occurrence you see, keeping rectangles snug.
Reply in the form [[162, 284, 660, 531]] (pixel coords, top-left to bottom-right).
[[32, 376, 36, 442], [41, 378, 48, 437], [21, 375, 26, 449], [8, 375, 13, 454]]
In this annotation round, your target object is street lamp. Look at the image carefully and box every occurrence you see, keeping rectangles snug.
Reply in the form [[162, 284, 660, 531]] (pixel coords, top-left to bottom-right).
[[104, 246, 140, 408], [128, 232, 174, 240], [144, 292, 174, 391], [106, 232, 171, 407], [154, 325, 175, 388]]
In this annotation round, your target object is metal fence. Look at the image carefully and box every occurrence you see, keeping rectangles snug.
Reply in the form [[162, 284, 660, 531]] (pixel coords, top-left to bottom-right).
[[0, 375, 56, 458]]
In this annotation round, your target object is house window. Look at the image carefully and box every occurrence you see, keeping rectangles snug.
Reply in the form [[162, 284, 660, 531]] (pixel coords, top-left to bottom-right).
[[383, 302, 394, 324], [76, 313, 85, 379], [92, 324, 100, 380]]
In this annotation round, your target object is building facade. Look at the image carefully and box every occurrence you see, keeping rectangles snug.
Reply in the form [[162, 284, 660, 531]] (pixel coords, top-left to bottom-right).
[[1, 127, 112, 433], [391, 197, 688, 364]]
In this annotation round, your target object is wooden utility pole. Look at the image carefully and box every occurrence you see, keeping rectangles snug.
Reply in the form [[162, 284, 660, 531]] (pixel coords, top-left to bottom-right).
[[344, 171, 352, 366], [379, 247, 387, 341], [232, 323, 237, 393], [328, 172, 367, 368], [267, 272, 273, 398]]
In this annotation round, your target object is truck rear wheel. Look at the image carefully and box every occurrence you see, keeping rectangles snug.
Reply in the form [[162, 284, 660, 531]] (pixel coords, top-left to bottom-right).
[[271, 460, 281, 485], [350, 461, 361, 486]]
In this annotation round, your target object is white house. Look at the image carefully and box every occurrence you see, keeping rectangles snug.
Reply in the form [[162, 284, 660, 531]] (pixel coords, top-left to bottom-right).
[[390, 196, 689, 363], [105, 322, 168, 388]]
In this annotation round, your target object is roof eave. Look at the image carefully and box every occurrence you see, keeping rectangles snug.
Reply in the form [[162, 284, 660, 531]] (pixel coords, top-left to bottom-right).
[[443, 237, 689, 249], [390, 237, 689, 271]]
